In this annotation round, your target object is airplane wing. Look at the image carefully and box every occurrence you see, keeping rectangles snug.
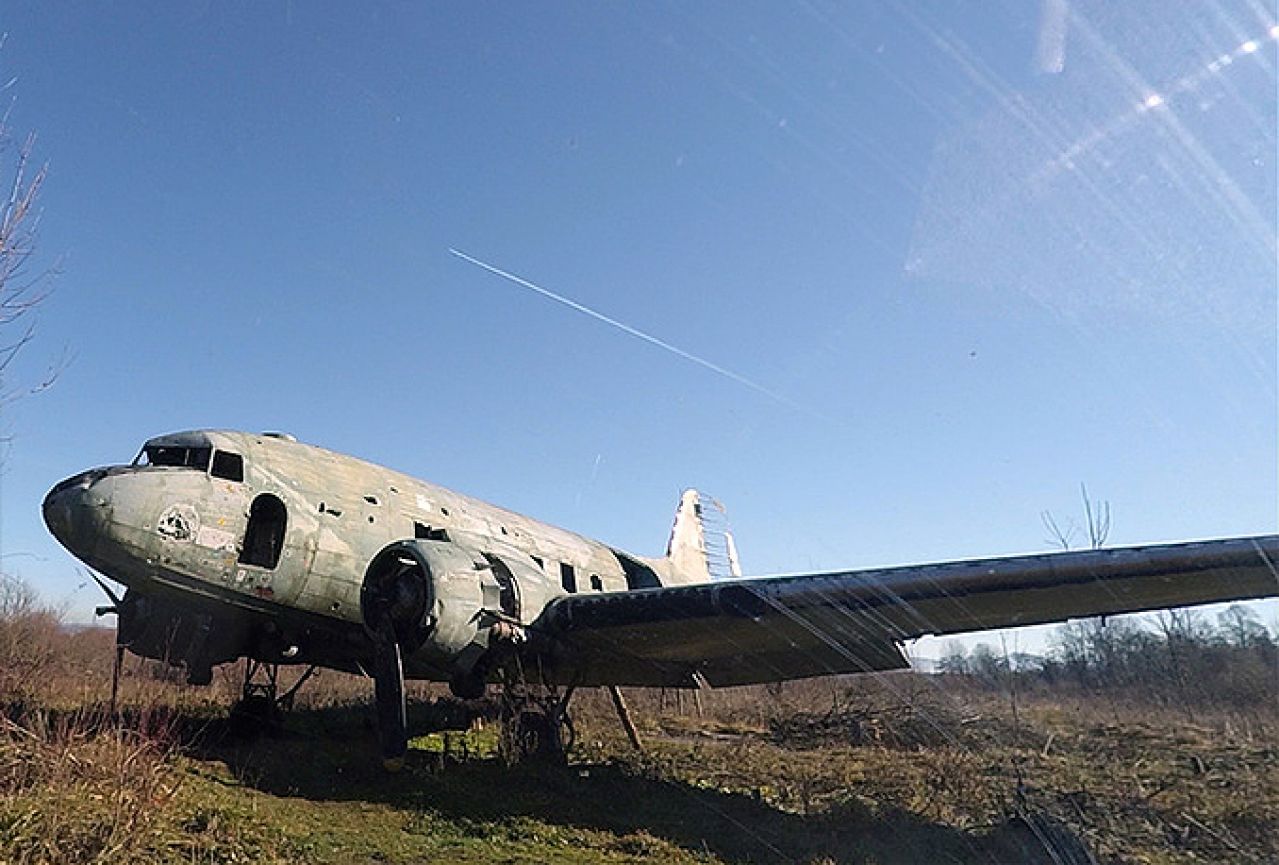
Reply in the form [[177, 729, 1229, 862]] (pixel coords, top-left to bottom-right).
[[532, 535, 1279, 688]]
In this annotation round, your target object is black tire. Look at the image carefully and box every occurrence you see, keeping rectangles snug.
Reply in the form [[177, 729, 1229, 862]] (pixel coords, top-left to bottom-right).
[[228, 693, 276, 738], [449, 671, 487, 701]]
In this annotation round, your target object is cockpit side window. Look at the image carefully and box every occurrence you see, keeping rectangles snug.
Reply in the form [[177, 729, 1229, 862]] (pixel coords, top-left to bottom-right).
[[211, 450, 244, 482], [137, 445, 212, 470]]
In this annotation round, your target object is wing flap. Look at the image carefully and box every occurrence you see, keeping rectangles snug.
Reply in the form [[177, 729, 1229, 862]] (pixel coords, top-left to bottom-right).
[[532, 535, 1278, 688]]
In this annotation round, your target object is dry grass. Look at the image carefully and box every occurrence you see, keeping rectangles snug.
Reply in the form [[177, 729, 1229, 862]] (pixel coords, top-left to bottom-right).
[[0, 708, 180, 864], [0, 601, 1275, 863], [573, 675, 1278, 864]]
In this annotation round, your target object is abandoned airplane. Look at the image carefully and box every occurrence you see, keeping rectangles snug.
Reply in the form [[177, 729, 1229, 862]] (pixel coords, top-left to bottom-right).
[[43, 430, 1279, 767]]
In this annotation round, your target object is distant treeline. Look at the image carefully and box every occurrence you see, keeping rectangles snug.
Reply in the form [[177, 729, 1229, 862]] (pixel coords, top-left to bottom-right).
[[5, 569, 1276, 718], [939, 605, 1278, 711]]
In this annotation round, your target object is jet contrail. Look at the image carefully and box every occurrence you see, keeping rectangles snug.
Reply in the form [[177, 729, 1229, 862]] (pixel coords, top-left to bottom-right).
[[449, 248, 814, 415]]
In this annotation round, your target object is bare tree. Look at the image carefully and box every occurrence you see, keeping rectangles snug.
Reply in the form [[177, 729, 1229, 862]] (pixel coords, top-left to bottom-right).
[[0, 51, 59, 404], [937, 641, 970, 675], [0, 46, 59, 656], [1041, 483, 1111, 551], [1079, 483, 1110, 549], [0, 571, 60, 697], [0, 569, 37, 618], [1040, 509, 1078, 551], [1217, 604, 1270, 650], [968, 642, 1009, 683]]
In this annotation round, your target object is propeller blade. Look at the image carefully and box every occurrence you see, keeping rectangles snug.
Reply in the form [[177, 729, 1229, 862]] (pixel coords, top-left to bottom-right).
[[371, 618, 408, 771]]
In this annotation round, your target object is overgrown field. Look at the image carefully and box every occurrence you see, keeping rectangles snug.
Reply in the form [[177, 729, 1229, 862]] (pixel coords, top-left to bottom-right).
[[1, 590, 1276, 864]]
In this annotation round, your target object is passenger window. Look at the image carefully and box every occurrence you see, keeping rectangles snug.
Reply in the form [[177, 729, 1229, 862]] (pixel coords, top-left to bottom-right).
[[239, 494, 287, 569], [560, 562, 577, 593], [211, 451, 244, 482]]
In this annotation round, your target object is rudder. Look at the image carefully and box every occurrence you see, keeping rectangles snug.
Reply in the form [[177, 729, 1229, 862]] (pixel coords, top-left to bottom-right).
[[665, 489, 741, 584]]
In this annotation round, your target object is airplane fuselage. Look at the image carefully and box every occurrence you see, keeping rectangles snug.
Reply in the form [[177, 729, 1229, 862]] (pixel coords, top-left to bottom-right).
[[43, 430, 674, 684], [45, 429, 1279, 766]]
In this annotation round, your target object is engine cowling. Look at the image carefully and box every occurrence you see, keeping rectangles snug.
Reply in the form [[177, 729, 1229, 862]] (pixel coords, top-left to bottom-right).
[[359, 536, 556, 695]]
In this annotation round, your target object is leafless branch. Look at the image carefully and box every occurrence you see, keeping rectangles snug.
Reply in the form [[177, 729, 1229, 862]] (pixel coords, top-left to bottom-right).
[[1042, 485, 1112, 551], [0, 66, 59, 405], [1040, 510, 1077, 551], [1080, 483, 1111, 549]]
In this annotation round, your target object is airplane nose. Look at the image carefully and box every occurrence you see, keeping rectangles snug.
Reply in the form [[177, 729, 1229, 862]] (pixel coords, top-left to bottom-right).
[[42, 469, 111, 554]]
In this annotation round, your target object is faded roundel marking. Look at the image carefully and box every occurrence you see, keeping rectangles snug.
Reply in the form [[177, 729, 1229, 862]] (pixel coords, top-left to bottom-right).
[[156, 504, 200, 542]]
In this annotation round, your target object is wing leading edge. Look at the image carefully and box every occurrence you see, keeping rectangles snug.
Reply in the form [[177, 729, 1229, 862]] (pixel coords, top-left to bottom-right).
[[532, 535, 1279, 688]]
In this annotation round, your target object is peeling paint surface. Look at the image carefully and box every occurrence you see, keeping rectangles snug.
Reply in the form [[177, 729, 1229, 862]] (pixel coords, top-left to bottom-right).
[[195, 525, 236, 551], [156, 504, 198, 542]]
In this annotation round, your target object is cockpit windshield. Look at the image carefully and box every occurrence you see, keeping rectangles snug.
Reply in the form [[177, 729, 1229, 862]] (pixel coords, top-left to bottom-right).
[[133, 445, 212, 470]]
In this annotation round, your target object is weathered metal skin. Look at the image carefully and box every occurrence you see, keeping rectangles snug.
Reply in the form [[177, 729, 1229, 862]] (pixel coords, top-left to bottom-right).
[[43, 430, 651, 682], [43, 429, 1279, 694], [359, 536, 549, 685]]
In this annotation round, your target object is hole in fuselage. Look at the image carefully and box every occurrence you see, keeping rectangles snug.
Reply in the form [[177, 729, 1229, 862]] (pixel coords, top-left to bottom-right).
[[482, 554, 521, 619], [414, 522, 448, 541], [239, 494, 287, 570], [362, 544, 431, 649]]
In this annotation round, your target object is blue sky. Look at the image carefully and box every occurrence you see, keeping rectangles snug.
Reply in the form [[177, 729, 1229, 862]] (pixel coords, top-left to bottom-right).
[[1, 1, 1275, 655]]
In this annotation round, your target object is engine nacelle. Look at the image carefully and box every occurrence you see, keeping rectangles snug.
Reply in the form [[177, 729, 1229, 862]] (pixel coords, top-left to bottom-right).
[[360, 535, 557, 691]]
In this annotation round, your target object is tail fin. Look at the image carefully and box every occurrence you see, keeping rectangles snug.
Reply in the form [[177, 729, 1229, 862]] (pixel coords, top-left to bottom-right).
[[665, 489, 741, 584]]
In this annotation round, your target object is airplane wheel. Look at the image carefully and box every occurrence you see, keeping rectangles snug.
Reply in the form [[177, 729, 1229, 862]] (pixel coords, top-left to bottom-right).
[[228, 693, 277, 738], [449, 671, 487, 701], [501, 707, 569, 765]]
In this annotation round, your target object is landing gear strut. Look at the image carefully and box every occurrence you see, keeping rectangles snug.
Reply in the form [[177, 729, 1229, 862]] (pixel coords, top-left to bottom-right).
[[498, 671, 575, 765], [228, 660, 318, 736]]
